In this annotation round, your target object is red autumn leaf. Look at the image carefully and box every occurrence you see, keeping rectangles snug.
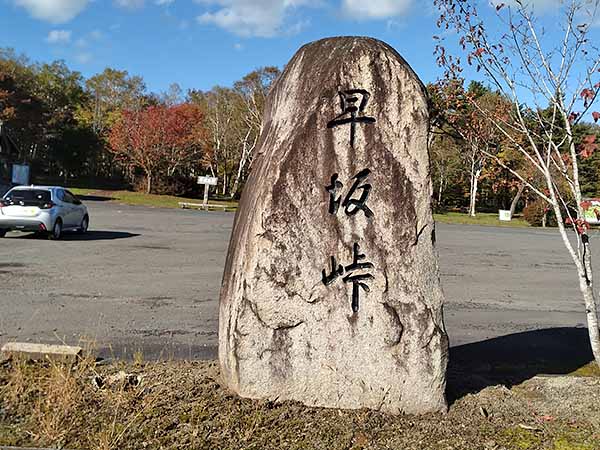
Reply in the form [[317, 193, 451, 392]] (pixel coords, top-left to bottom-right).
[[474, 48, 486, 57], [566, 217, 590, 234], [593, 111, 600, 122], [579, 135, 597, 158], [581, 88, 595, 100], [568, 112, 580, 123], [581, 200, 593, 210], [575, 218, 590, 235]]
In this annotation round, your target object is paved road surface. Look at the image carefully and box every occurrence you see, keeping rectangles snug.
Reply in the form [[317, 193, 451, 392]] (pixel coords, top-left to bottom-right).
[[0, 199, 594, 361]]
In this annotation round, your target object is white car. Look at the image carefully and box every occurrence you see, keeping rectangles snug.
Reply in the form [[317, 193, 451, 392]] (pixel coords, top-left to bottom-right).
[[0, 186, 89, 239]]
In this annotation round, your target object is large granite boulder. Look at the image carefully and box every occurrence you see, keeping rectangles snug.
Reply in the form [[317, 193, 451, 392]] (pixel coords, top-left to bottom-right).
[[218, 36, 449, 414]]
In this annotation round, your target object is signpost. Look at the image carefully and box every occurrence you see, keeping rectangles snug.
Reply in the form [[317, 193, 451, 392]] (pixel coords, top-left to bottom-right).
[[498, 209, 512, 221], [197, 175, 218, 211]]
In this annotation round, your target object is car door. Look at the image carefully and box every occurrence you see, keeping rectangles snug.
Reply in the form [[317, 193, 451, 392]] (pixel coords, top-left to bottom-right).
[[57, 189, 76, 228], [65, 190, 84, 226]]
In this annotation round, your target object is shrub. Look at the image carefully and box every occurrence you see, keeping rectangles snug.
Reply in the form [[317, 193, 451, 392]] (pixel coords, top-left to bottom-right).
[[523, 199, 556, 227]]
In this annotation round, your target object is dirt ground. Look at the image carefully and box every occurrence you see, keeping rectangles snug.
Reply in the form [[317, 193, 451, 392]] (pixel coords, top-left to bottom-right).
[[1, 354, 599, 450]]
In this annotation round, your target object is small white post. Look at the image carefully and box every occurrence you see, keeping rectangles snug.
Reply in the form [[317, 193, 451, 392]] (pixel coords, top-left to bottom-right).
[[203, 183, 209, 211]]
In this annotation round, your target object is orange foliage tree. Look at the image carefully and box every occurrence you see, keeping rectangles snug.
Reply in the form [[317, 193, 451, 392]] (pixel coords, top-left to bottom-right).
[[109, 103, 211, 194]]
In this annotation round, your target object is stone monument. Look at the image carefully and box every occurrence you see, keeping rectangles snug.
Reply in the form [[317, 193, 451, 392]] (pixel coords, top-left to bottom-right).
[[219, 36, 449, 414]]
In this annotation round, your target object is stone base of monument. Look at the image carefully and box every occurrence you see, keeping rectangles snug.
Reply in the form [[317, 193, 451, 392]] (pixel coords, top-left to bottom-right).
[[218, 36, 449, 415]]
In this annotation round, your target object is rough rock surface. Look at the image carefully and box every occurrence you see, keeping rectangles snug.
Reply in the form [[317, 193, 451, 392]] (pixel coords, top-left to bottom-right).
[[218, 36, 449, 414]]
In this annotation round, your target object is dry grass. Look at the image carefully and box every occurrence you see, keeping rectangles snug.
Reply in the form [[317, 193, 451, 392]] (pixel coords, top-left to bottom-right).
[[1, 357, 599, 450], [0, 345, 164, 450], [1, 353, 93, 447]]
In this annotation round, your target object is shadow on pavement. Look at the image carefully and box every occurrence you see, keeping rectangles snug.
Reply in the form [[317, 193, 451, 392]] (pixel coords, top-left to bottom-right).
[[61, 230, 140, 241], [447, 327, 593, 404], [11, 231, 139, 240]]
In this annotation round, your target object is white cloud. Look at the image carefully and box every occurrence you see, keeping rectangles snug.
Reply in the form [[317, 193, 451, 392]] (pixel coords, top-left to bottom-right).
[[75, 30, 102, 47], [114, 0, 144, 9], [341, 0, 412, 19], [75, 51, 92, 63], [197, 0, 314, 37], [14, 0, 89, 23], [46, 29, 72, 43]]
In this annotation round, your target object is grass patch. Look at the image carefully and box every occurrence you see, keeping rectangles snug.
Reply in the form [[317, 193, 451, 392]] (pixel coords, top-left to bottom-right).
[[569, 362, 600, 377], [434, 211, 530, 227], [552, 428, 599, 450], [553, 436, 596, 450], [67, 190, 539, 225], [501, 426, 543, 449], [69, 188, 238, 211]]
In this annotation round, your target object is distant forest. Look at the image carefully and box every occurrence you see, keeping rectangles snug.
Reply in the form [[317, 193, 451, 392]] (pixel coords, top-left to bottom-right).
[[2, 48, 600, 220], [0, 47, 278, 198]]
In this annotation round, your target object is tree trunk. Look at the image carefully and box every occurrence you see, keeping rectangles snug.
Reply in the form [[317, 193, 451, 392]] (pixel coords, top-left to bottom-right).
[[231, 171, 242, 199], [583, 282, 600, 368], [146, 172, 152, 194], [510, 182, 525, 217], [469, 166, 481, 217], [548, 174, 600, 369], [580, 237, 600, 368], [437, 171, 445, 205], [231, 150, 247, 199]]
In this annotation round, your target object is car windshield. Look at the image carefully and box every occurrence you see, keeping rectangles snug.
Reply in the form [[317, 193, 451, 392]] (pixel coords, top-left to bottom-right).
[[3, 189, 51, 207]]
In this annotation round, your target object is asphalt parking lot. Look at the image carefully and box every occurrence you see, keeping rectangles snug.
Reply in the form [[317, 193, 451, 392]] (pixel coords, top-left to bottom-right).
[[0, 199, 595, 361]]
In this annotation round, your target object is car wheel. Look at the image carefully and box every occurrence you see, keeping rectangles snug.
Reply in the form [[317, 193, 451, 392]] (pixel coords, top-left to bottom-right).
[[77, 215, 89, 234], [48, 219, 62, 240], [0, 230, 6, 238]]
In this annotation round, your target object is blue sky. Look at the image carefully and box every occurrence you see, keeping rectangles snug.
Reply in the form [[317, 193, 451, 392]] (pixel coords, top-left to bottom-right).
[[0, 0, 576, 96]]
